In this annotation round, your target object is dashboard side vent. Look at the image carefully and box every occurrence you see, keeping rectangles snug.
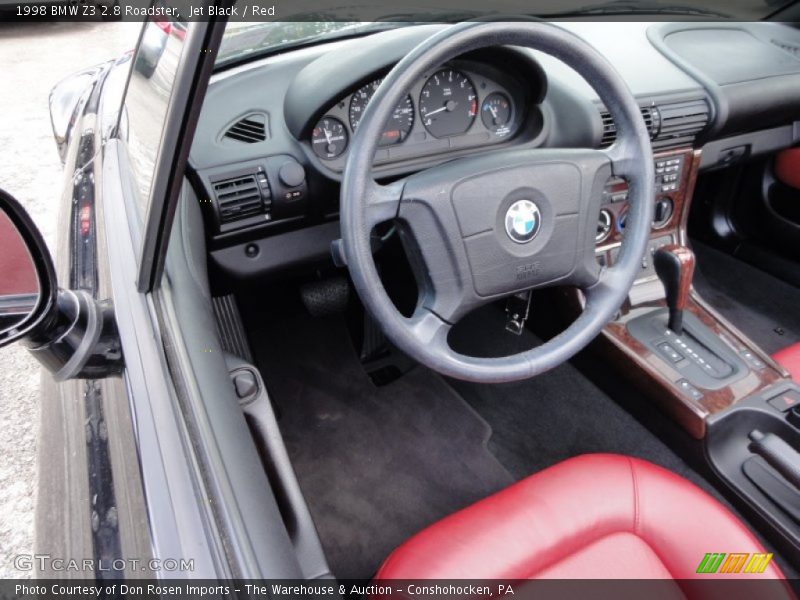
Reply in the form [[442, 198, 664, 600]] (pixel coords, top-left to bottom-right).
[[224, 113, 267, 143], [600, 106, 659, 148], [212, 174, 264, 223], [652, 99, 710, 151]]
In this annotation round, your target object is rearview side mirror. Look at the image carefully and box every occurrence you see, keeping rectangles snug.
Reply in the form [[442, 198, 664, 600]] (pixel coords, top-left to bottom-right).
[[0, 188, 123, 380], [0, 188, 57, 348]]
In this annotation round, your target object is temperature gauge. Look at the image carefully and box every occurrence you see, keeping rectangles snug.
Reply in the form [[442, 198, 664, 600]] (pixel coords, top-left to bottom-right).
[[311, 116, 348, 159], [481, 92, 513, 133]]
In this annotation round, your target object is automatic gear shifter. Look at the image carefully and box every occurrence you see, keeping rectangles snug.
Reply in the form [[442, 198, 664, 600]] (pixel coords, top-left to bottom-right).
[[654, 245, 695, 334], [628, 244, 745, 387]]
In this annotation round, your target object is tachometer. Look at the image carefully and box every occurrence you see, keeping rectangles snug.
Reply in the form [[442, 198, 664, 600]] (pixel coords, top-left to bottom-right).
[[419, 69, 477, 138], [349, 79, 414, 146], [311, 116, 348, 160]]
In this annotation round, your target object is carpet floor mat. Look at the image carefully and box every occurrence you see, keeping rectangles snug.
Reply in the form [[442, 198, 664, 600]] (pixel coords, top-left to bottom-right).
[[447, 307, 704, 483], [693, 241, 800, 355], [250, 315, 514, 581]]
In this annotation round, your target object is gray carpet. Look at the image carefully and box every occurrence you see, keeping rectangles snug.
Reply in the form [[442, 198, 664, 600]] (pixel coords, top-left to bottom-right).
[[250, 297, 798, 581], [252, 316, 514, 581], [447, 307, 703, 483], [693, 242, 800, 355], [253, 308, 705, 579]]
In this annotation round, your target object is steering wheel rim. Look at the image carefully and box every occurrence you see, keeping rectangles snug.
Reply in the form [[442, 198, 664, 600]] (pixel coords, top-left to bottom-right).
[[341, 21, 654, 383]]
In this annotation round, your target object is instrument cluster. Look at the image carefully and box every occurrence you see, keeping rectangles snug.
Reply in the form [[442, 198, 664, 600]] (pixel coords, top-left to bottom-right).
[[310, 64, 526, 169]]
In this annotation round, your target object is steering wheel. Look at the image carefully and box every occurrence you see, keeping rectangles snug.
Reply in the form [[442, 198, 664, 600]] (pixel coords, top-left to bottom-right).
[[340, 21, 654, 383]]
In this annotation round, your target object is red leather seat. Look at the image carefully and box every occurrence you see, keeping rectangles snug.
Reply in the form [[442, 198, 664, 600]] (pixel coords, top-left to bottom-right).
[[774, 343, 800, 383], [376, 454, 787, 581], [775, 148, 800, 190]]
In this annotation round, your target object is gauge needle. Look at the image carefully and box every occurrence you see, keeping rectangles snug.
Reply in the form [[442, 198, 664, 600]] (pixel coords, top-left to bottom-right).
[[425, 102, 456, 117], [489, 105, 498, 119], [324, 129, 332, 144]]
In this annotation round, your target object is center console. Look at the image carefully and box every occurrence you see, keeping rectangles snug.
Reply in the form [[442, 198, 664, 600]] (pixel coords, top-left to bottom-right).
[[572, 146, 800, 565], [571, 147, 792, 439]]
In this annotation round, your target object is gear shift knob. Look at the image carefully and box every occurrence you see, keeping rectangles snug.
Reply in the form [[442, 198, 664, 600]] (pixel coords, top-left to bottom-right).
[[654, 245, 695, 334]]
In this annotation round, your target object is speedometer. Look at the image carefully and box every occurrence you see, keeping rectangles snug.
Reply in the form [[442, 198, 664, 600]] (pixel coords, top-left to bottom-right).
[[419, 69, 477, 138], [349, 79, 414, 146]]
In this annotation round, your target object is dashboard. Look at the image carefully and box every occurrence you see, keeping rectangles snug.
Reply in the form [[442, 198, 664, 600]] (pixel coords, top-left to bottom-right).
[[188, 22, 800, 281]]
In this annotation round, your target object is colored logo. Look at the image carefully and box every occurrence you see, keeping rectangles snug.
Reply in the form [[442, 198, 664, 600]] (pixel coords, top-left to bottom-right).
[[696, 552, 773, 574], [505, 200, 541, 244]]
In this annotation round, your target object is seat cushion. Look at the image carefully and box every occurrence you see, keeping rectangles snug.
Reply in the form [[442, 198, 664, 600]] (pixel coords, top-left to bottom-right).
[[775, 148, 800, 190], [774, 343, 800, 383], [375, 454, 786, 580]]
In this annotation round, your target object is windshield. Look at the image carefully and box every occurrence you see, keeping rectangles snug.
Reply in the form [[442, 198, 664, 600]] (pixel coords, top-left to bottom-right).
[[215, 0, 797, 66], [218, 22, 395, 66]]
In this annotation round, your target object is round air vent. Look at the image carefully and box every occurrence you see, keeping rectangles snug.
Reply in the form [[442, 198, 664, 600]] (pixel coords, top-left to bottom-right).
[[596, 209, 613, 243]]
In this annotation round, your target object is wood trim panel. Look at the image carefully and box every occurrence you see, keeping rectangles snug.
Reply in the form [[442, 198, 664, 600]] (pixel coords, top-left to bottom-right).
[[596, 148, 699, 252], [601, 295, 786, 438], [572, 147, 792, 439]]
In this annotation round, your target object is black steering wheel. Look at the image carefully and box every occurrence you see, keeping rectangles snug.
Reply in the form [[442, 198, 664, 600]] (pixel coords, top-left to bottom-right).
[[340, 21, 654, 383]]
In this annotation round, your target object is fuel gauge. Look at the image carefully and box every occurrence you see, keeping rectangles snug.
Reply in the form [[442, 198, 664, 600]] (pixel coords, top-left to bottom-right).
[[481, 92, 512, 134], [311, 116, 348, 159]]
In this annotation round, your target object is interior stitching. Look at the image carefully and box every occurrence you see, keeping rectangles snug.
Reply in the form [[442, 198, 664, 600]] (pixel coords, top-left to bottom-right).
[[628, 457, 641, 536]]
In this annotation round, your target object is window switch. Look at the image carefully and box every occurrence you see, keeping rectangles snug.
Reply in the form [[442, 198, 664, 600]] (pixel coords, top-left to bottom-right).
[[658, 342, 683, 363], [677, 379, 703, 400]]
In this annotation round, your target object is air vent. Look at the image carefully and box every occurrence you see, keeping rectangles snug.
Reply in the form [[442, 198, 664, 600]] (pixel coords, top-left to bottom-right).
[[600, 100, 709, 151], [224, 113, 267, 144], [212, 175, 264, 224], [600, 106, 659, 148], [771, 39, 800, 59], [652, 99, 710, 151]]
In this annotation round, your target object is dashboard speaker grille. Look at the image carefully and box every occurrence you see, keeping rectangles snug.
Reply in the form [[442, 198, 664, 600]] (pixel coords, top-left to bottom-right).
[[224, 113, 267, 143], [213, 175, 264, 223]]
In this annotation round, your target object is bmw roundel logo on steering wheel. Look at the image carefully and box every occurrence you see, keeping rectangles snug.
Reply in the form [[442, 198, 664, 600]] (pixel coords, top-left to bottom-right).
[[504, 200, 542, 244]]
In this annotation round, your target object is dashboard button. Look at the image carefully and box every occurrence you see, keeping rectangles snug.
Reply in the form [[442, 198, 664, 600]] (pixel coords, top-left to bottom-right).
[[677, 379, 704, 401], [768, 389, 800, 412], [658, 342, 684, 363]]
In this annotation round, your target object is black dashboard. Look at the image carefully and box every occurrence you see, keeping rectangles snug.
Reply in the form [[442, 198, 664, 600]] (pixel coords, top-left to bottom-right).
[[188, 21, 800, 280]]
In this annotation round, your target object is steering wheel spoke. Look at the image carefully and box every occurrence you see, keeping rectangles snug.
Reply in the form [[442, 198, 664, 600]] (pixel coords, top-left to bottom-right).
[[407, 307, 452, 349], [363, 178, 404, 229], [602, 141, 638, 178]]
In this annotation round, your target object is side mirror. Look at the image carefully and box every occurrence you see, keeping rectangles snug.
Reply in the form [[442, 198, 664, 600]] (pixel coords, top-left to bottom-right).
[[0, 188, 123, 380], [0, 188, 57, 348]]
